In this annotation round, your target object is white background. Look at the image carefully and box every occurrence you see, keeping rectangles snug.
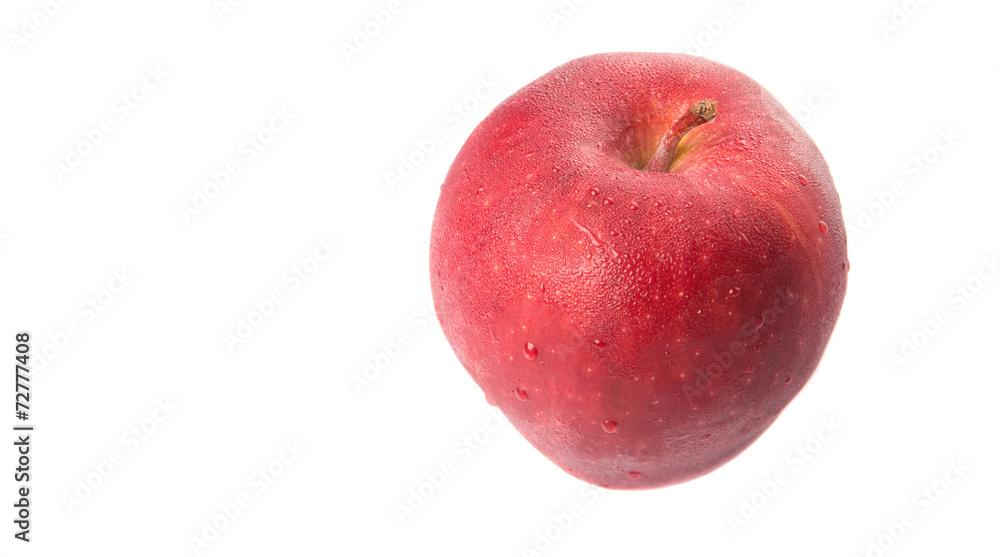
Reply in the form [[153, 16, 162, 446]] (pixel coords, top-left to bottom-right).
[[2, 0, 998, 555]]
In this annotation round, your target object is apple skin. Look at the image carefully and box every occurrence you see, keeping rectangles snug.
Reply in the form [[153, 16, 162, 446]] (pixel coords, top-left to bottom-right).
[[430, 52, 847, 489]]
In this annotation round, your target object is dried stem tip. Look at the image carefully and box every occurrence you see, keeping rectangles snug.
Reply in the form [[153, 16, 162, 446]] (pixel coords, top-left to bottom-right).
[[644, 99, 717, 172]]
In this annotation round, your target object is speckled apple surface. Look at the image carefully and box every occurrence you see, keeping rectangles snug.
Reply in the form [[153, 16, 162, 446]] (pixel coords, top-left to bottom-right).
[[430, 52, 848, 489]]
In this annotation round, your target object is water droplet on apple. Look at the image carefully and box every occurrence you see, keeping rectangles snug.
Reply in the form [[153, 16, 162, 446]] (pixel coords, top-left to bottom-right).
[[799, 175, 808, 186], [739, 232, 751, 247], [594, 339, 606, 347], [747, 365, 754, 372], [699, 433, 712, 440], [590, 188, 600, 196], [684, 201, 693, 208], [729, 287, 741, 297], [754, 315, 764, 329], [571, 219, 603, 247], [476, 186, 484, 194], [602, 420, 618, 433], [515, 387, 529, 401], [818, 220, 829, 234], [753, 345, 760, 353], [629, 202, 639, 210], [603, 198, 613, 206], [523, 342, 538, 360], [627, 471, 641, 479], [785, 377, 792, 383], [654, 200, 662, 207]]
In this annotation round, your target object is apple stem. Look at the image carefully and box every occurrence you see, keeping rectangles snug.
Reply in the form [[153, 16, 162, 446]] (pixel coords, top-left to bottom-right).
[[644, 99, 717, 172]]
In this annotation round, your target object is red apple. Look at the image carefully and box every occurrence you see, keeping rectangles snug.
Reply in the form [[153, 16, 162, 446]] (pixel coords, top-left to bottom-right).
[[430, 52, 847, 489]]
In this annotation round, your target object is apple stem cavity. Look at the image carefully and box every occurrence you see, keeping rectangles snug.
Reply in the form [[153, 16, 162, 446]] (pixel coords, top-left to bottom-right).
[[644, 99, 717, 172]]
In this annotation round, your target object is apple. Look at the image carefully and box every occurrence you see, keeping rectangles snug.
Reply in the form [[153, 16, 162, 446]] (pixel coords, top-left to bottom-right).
[[429, 52, 847, 489]]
